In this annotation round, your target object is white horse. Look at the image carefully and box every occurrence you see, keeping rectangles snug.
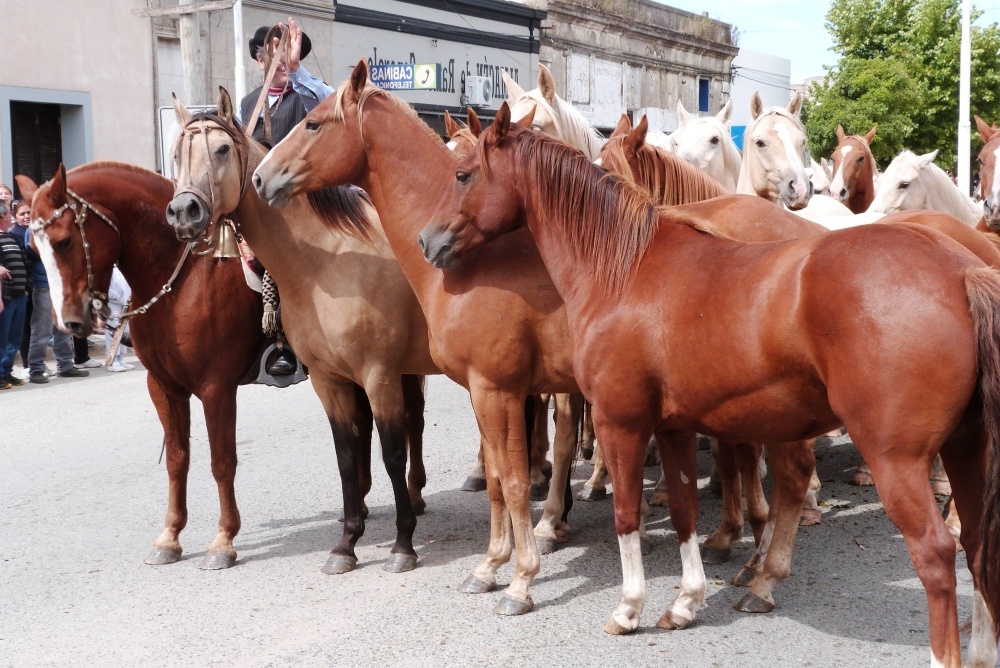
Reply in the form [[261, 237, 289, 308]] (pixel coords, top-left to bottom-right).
[[868, 150, 981, 225], [670, 99, 741, 192], [809, 157, 833, 195], [501, 65, 605, 160], [737, 90, 854, 222]]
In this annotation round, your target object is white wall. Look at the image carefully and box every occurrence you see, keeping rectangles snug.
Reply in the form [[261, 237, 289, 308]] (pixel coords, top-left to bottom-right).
[[730, 48, 792, 149]]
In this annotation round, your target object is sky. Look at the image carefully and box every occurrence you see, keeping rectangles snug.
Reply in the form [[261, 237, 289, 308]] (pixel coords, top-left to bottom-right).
[[658, 0, 1000, 84]]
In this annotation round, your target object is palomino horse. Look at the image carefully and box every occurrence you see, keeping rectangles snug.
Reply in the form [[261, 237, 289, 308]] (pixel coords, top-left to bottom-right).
[[252, 60, 589, 613], [670, 99, 740, 192], [827, 125, 878, 213], [500, 65, 604, 160], [166, 90, 438, 574], [738, 91, 854, 221], [16, 162, 382, 570], [421, 103, 1000, 667], [870, 150, 982, 225]]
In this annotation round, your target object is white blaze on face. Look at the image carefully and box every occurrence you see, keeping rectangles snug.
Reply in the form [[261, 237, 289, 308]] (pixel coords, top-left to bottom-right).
[[991, 146, 1000, 206], [829, 145, 853, 198], [774, 122, 808, 199], [32, 229, 69, 330], [446, 140, 458, 151]]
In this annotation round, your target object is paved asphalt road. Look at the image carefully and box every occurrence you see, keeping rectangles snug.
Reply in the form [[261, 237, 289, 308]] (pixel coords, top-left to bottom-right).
[[1, 356, 981, 667]]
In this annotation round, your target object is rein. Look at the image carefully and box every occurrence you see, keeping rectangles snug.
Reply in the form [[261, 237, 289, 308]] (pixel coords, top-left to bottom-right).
[[31, 187, 193, 322]]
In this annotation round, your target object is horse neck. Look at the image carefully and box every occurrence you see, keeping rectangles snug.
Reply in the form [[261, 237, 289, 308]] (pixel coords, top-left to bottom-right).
[[68, 165, 183, 301], [717, 139, 741, 192], [925, 165, 980, 224], [552, 96, 604, 160], [358, 97, 455, 296]]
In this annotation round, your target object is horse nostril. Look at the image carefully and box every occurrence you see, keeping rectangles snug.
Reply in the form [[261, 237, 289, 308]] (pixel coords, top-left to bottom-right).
[[417, 233, 427, 251], [185, 200, 201, 220], [252, 173, 262, 189], [165, 203, 176, 222]]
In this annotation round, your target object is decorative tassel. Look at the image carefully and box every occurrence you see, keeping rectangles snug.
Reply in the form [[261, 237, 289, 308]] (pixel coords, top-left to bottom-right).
[[261, 271, 280, 336]]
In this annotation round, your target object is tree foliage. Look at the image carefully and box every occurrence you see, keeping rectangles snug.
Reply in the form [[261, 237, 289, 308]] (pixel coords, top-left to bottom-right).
[[803, 0, 1000, 171]]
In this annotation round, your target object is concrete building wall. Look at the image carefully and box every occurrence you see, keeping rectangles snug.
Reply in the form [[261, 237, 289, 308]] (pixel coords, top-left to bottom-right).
[[0, 0, 155, 184]]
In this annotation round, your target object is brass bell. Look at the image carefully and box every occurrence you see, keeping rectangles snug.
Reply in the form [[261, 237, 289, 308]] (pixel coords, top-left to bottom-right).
[[213, 220, 241, 259]]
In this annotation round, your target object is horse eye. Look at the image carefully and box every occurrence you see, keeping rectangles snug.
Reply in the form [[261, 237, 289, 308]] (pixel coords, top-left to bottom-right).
[[710, 136, 720, 145], [217, 144, 231, 155], [857, 156, 864, 164], [53, 237, 72, 252], [755, 139, 765, 148], [456, 171, 470, 184], [306, 120, 320, 131], [899, 181, 910, 189]]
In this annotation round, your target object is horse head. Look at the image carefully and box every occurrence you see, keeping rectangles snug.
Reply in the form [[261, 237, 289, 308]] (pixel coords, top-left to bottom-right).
[[254, 59, 374, 207], [976, 115, 1000, 227], [166, 88, 250, 242], [740, 91, 812, 210], [828, 125, 877, 206], [444, 108, 482, 158], [16, 165, 120, 336], [671, 99, 739, 191], [869, 150, 939, 214]]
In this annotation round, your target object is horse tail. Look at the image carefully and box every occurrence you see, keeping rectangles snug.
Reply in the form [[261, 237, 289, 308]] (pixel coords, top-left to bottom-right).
[[965, 266, 1000, 638]]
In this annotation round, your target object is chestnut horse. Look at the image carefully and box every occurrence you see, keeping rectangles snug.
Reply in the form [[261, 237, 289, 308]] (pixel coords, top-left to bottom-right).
[[253, 60, 589, 614], [420, 103, 1000, 666], [976, 115, 1000, 233], [166, 90, 439, 574], [17, 162, 379, 569], [827, 124, 878, 213]]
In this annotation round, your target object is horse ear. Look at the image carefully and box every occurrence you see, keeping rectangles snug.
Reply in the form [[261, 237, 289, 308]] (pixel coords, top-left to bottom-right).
[[716, 98, 732, 125], [864, 125, 877, 144], [48, 163, 68, 204], [821, 157, 832, 177], [15, 175, 38, 205], [537, 64, 556, 104], [787, 91, 803, 117], [750, 91, 764, 120], [349, 59, 369, 99], [975, 115, 995, 142], [217, 86, 235, 125], [612, 113, 632, 139], [492, 102, 512, 142], [625, 115, 648, 158], [501, 69, 525, 101], [467, 108, 482, 137], [512, 105, 536, 129], [444, 110, 460, 139], [172, 92, 193, 127], [836, 124, 846, 142], [918, 150, 939, 167], [676, 100, 692, 127]]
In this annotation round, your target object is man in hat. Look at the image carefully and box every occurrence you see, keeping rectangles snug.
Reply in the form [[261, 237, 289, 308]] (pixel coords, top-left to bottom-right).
[[239, 18, 333, 146]]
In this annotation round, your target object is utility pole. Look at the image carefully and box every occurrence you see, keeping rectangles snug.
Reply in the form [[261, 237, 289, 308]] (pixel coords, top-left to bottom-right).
[[179, 0, 208, 106], [233, 0, 246, 101], [958, 0, 971, 196]]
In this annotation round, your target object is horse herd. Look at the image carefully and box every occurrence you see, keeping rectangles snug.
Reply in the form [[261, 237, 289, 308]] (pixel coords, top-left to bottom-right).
[[16, 59, 1000, 667]]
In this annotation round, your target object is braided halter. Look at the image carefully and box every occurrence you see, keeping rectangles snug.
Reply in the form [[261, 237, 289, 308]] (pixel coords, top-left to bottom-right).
[[30, 186, 192, 321], [172, 114, 252, 223]]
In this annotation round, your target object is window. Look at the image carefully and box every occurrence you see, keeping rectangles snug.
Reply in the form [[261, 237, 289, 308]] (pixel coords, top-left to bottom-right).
[[11, 101, 62, 199], [698, 78, 710, 113]]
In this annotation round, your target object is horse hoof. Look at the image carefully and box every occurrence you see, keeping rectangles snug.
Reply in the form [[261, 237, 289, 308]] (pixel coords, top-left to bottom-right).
[[578, 486, 606, 502], [461, 476, 487, 492], [701, 546, 732, 565], [649, 491, 670, 507], [656, 610, 694, 630], [580, 445, 594, 461], [603, 617, 636, 635], [708, 478, 723, 498], [537, 537, 558, 555], [849, 469, 875, 486], [144, 548, 182, 565], [640, 537, 652, 556], [734, 592, 775, 614], [321, 554, 357, 575], [697, 434, 713, 451], [410, 498, 427, 516], [199, 552, 237, 570], [732, 566, 760, 588], [493, 594, 533, 616], [383, 553, 418, 573], [459, 574, 496, 594], [530, 481, 550, 502], [799, 508, 823, 526]]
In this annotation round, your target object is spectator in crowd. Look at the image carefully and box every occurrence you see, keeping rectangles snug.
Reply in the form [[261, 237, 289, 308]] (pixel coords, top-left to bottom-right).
[[0, 184, 12, 232], [9, 200, 32, 368], [105, 266, 133, 373], [0, 219, 29, 388]]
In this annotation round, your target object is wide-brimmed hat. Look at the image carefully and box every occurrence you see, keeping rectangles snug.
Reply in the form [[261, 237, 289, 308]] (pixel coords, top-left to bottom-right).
[[249, 25, 312, 61]]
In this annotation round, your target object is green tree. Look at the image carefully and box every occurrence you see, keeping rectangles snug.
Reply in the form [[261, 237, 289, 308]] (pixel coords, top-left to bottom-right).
[[804, 0, 1000, 171]]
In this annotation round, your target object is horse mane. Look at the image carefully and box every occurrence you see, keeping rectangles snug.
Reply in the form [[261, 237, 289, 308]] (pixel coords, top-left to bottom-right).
[[919, 158, 980, 222], [483, 127, 659, 295], [601, 135, 728, 205], [511, 86, 604, 159]]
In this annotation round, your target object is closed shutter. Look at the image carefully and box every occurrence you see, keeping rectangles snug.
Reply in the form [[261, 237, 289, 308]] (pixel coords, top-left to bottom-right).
[[10, 102, 62, 199]]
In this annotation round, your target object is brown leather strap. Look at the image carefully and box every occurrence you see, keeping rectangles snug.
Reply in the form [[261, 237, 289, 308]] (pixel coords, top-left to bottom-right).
[[245, 25, 289, 142]]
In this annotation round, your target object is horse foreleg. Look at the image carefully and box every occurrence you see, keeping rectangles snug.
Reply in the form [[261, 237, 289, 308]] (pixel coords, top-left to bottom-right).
[[735, 440, 814, 613], [461, 444, 488, 492], [369, 374, 419, 573], [702, 440, 744, 564], [313, 379, 366, 575], [402, 375, 427, 515], [579, 442, 608, 501], [197, 384, 242, 570], [800, 462, 823, 526], [653, 430, 705, 632], [144, 375, 191, 566], [353, 383, 373, 520], [534, 392, 583, 553], [737, 442, 771, 540], [463, 389, 537, 616], [529, 394, 553, 501]]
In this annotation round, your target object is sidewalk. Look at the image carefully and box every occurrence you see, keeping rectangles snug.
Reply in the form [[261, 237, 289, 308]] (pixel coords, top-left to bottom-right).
[[8, 333, 143, 381]]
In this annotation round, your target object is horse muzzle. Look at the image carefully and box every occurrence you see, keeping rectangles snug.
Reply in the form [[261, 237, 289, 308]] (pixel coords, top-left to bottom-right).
[[417, 227, 460, 270], [166, 192, 211, 242], [983, 198, 1000, 227]]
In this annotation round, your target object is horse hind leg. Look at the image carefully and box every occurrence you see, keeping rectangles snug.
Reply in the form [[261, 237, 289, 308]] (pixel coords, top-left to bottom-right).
[[353, 383, 373, 521], [529, 394, 552, 501], [701, 440, 745, 565], [534, 392, 583, 554], [402, 375, 427, 515], [145, 376, 191, 566], [196, 384, 243, 570], [579, 442, 608, 501]]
